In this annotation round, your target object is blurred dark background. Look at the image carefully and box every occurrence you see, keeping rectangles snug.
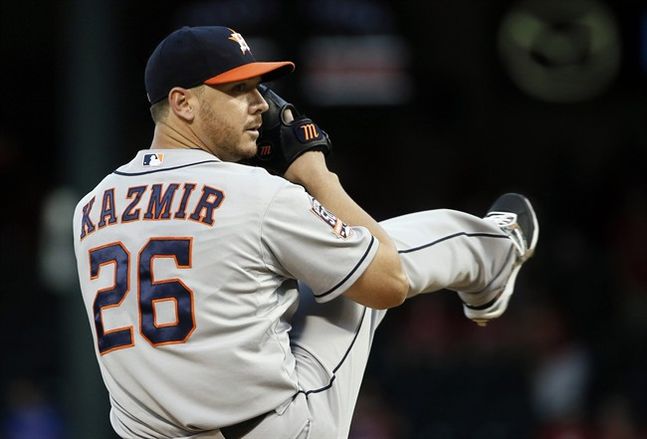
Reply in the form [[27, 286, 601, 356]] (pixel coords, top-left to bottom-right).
[[1, 0, 646, 438]]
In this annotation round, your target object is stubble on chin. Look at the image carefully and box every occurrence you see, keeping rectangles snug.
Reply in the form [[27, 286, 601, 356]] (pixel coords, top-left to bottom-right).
[[217, 137, 259, 162], [239, 140, 259, 160]]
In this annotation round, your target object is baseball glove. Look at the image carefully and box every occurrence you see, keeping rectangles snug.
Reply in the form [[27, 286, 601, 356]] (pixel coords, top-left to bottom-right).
[[249, 85, 332, 175]]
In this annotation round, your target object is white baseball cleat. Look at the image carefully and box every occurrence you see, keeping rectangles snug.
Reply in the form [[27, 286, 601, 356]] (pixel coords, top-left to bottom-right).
[[463, 193, 539, 326]]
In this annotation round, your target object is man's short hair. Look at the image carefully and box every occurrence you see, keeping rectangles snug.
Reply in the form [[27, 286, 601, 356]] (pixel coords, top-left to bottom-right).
[[150, 100, 169, 123]]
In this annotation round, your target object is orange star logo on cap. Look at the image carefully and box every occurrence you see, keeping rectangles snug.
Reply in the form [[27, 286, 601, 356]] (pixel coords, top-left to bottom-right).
[[228, 29, 251, 54]]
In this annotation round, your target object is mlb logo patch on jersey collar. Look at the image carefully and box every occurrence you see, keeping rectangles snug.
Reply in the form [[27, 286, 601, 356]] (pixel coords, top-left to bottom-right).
[[143, 153, 164, 167]]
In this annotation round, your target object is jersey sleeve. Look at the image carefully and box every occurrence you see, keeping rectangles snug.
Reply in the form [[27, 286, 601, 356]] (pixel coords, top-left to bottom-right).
[[260, 183, 378, 303]]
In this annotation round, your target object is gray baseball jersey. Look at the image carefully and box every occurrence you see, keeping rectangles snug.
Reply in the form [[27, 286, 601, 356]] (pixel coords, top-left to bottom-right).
[[72, 149, 378, 437]]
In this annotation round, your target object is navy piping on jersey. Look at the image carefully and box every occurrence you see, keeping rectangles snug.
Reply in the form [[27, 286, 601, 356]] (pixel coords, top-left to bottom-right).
[[113, 160, 220, 176], [296, 306, 367, 397], [398, 231, 508, 254], [314, 236, 376, 299], [295, 229, 512, 398]]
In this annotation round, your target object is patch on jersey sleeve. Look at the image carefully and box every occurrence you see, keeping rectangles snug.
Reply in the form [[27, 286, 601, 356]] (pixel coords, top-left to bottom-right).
[[310, 198, 353, 239]]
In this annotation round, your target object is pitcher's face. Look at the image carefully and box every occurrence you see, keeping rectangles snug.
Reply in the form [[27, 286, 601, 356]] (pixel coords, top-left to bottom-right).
[[194, 78, 269, 162]]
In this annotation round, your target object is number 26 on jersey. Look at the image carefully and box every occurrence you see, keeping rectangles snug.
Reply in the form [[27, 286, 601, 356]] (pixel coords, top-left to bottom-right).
[[88, 238, 195, 355]]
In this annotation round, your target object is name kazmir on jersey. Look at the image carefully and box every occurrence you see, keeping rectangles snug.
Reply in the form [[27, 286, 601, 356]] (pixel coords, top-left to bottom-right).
[[72, 148, 378, 436]]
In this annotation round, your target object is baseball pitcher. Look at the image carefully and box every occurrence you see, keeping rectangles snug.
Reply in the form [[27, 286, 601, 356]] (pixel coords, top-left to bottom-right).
[[73, 26, 538, 438]]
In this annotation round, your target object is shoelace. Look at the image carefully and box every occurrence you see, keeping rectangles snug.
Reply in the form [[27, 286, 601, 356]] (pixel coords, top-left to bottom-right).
[[484, 212, 527, 258]]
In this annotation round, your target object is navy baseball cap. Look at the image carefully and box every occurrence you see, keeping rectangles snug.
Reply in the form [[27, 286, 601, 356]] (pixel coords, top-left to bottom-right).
[[145, 26, 295, 104]]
